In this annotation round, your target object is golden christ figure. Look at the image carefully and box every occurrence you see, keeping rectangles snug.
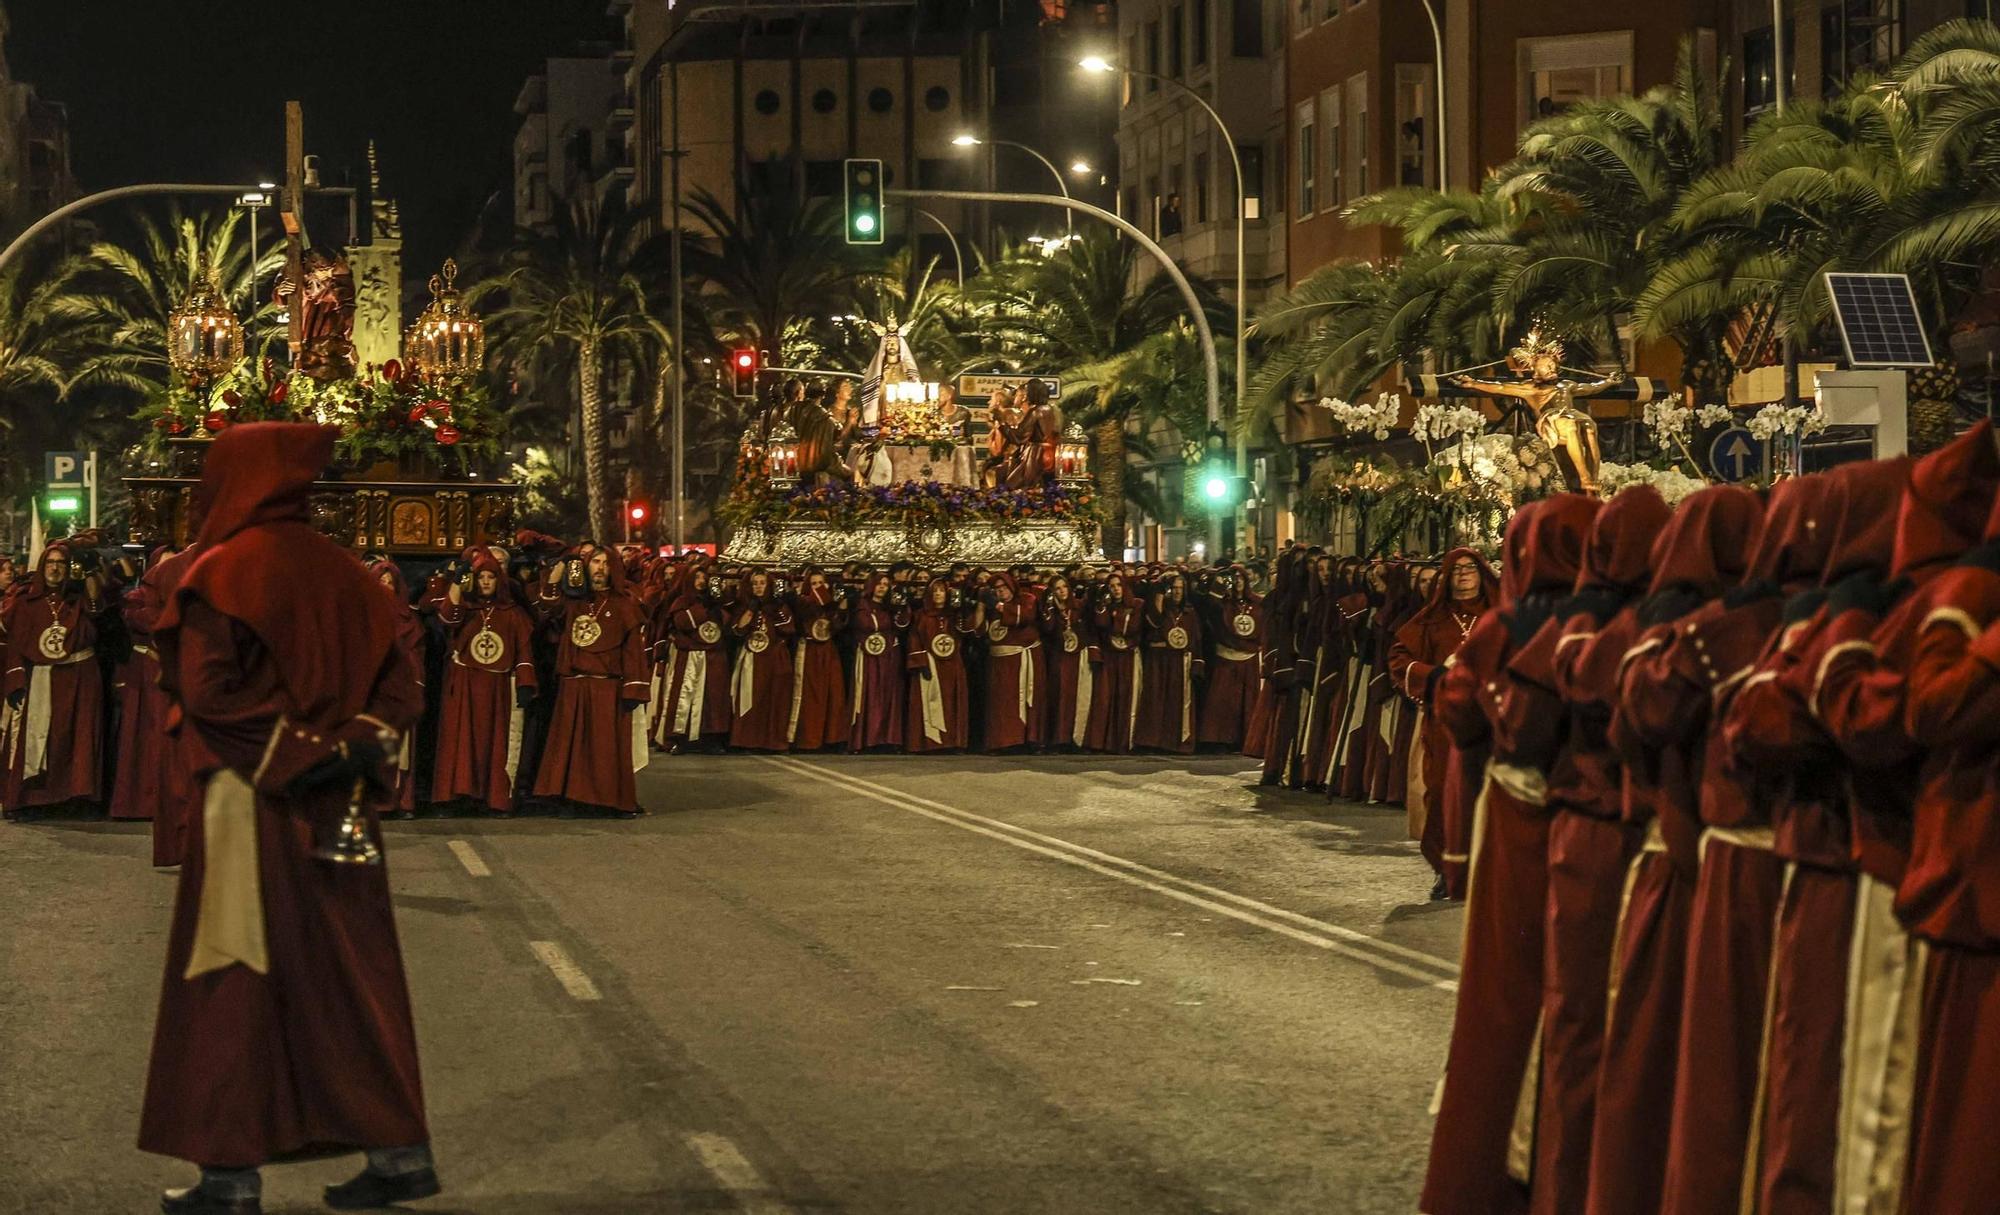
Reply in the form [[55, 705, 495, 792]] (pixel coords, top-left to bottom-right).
[[1450, 329, 1619, 495]]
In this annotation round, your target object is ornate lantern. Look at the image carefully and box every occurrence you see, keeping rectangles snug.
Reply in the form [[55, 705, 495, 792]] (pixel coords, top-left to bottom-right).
[[1057, 421, 1091, 482], [167, 265, 244, 383], [403, 258, 485, 379], [766, 418, 802, 488]]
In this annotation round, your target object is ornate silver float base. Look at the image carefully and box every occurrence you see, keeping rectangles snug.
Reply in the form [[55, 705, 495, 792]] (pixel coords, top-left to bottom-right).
[[722, 519, 1105, 566]]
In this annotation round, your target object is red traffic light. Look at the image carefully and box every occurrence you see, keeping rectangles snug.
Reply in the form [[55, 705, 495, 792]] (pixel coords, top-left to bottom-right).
[[628, 503, 649, 523], [730, 347, 759, 398], [733, 350, 755, 369]]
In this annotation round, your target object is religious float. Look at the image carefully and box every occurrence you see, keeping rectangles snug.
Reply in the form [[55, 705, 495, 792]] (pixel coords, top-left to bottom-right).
[[719, 317, 1103, 566], [125, 246, 518, 556]]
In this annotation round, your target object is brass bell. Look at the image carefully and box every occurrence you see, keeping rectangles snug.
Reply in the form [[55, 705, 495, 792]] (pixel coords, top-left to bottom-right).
[[315, 776, 383, 866]]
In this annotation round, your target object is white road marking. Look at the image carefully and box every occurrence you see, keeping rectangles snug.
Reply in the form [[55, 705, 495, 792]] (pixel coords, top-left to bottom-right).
[[944, 985, 1002, 991], [1003, 942, 1061, 950], [447, 839, 491, 877], [1008, 1000, 1040, 1008], [1071, 977, 1143, 986], [685, 1132, 794, 1215], [765, 756, 1460, 993], [528, 940, 601, 1001]]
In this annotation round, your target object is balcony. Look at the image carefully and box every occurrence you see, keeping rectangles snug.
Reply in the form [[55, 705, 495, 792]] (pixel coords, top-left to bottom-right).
[[608, 105, 636, 132]]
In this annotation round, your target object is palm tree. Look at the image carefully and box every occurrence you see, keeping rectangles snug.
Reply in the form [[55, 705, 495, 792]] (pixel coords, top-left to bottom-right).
[[971, 231, 1215, 552], [681, 172, 874, 364], [478, 193, 666, 540]]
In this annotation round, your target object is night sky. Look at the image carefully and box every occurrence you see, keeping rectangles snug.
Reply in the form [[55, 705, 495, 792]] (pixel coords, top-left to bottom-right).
[[8, 0, 616, 271]]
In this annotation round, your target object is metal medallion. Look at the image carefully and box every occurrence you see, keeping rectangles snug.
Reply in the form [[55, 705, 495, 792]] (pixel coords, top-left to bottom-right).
[[747, 629, 771, 654], [930, 633, 958, 659], [1061, 629, 1079, 654], [468, 627, 505, 666], [811, 618, 832, 643], [864, 632, 888, 657], [1167, 626, 1190, 651], [987, 620, 1009, 643], [697, 620, 722, 645], [570, 614, 603, 649], [1232, 613, 1256, 637], [36, 624, 66, 661], [1109, 634, 1130, 651]]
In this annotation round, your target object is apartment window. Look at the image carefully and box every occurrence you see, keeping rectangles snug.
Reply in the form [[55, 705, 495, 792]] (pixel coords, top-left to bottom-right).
[[1295, 0, 1311, 36], [1322, 0, 1338, 21], [1321, 88, 1343, 208], [1294, 101, 1315, 215], [1146, 21, 1162, 89], [1124, 34, 1140, 105], [1123, 185, 1141, 222], [1233, 0, 1263, 56], [1396, 64, 1436, 188], [1239, 142, 1265, 219], [1194, 151, 1211, 223], [1169, 5, 1185, 76], [1193, 0, 1211, 65], [1347, 72, 1370, 198], [1518, 31, 1634, 127], [1147, 173, 1163, 232]]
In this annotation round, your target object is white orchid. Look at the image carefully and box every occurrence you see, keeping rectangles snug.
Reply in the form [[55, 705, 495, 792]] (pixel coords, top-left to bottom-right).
[[1409, 402, 1486, 445], [1695, 403, 1736, 428], [1316, 393, 1401, 441], [1746, 403, 1825, 440], [1598, 461, 1709, 505]]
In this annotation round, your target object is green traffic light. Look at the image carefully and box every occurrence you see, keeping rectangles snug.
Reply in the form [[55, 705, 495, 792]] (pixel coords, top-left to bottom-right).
[[855, 213, 876, 234], [1203, 476, 1229, 501]]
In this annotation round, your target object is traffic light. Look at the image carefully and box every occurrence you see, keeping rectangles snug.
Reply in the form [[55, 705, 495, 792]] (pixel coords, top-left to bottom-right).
[[844, 158, 884, 245], [628, 501, 650, 526], [730, 348, 758, 398]]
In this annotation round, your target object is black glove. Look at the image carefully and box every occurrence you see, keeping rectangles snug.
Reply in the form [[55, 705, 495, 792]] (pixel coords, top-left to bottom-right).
[[1827, 571, 1906, 618], [6, 689, 22, 710], [516, 687, 537, 710], [1723, 578, 1781, 611], [1782, 587, 1829, 624], [1559, 586, 1629, 628], [620, 697, 646, 713], [1505, 593, 1558, 647], [1637, 585, 1708, 628], [1958, 539, 2000, 574], [289, 736, 387, 797], [1423, 664, 1445, 702]]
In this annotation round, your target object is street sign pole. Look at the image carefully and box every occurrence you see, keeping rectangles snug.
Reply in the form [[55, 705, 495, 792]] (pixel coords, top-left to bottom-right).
[[85, 451, 98, 527]]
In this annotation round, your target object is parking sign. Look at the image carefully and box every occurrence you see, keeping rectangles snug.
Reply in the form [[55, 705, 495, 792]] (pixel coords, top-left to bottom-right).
[[44, 451, 86, 489]]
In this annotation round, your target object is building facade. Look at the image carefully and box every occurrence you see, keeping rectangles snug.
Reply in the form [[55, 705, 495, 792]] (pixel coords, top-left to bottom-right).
[[512, 46, 628, 230], [0, 3, 74, 231]]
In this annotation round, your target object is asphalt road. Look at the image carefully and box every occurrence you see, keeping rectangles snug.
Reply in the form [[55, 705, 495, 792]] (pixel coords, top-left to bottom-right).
[[0, 753, 1463, 1214]]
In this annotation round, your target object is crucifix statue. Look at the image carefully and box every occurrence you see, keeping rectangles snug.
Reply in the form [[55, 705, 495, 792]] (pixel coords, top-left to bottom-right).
[[1450, 328, 1620, 495]]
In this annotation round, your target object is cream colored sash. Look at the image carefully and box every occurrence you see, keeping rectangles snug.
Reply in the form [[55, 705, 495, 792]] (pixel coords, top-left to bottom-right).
[[23, 648, 94, 780], [504, 675, 525, 788], [1072, 653, 1093, 747], [1489, 761, 1549, 807], [184, 768, 267, 979], [1127, 650, 1145, 744], [631, 697, 650, 773], [991, 643, 1037, 724], [1835, 874, 1924, 1215], [920, 654, 947, 743], [787, 640, 809, 742], [674, 650, 709, 738], [850, 648, 866, 725], [1179, 653, 1193, 742], [732, 647, 756, 718], [1405, 708, 1428, 842]]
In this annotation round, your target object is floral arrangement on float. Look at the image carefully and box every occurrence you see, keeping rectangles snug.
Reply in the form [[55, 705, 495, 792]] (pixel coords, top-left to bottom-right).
[[136, 356, 503, 474]]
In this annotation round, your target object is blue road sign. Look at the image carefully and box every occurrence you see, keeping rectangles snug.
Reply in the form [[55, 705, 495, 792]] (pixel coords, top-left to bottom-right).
[[1708, 427, 1762, 482]]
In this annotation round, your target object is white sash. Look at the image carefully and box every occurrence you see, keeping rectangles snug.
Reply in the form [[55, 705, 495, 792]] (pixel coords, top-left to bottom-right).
[[631, 697, 650, 772], [732, 647, 756, 717], [673, 650, 709, 739], [991, 643, 1037, 724], [184, 768, 268, 979], [850, 648, 866, 725], [1180, 653, 1193, 743], [504, 675, 525, 789], [920, 654, 948, 744], [23, 648, 94, 780], [1072, 653, 1093, 747], [787, 638, 809, 742]]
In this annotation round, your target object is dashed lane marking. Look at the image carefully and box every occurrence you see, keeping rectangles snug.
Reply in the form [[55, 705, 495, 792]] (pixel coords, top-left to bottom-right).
[[527, 940, 602, 1001], [685, 1131, 796, 1215], [447, 839, 491, 877], [762, 756, 1459, 993]]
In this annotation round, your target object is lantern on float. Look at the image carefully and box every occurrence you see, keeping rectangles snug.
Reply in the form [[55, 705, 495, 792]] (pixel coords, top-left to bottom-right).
[[167, 265, 244, 383], [403, 258, 485, 379], [766, 418, 802, 488], [1057, 421, 1092, 482]]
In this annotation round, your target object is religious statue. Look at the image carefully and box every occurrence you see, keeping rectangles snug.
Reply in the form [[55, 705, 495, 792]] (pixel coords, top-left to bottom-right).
[[1449, 328, 1619, 495], [274, 246, 358, 381]]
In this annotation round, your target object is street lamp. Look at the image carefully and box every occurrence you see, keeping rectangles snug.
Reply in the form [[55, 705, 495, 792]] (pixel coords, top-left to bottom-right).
[[952, 133, 1072, 231], [1080, 54, 1252, 549], [1069, 160, 1093, 176]]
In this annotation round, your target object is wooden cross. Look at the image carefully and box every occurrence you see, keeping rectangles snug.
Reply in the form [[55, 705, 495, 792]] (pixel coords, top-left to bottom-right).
[[280, 100, 309, 358]]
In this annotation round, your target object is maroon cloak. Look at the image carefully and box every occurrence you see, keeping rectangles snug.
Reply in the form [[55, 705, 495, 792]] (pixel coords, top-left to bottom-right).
[[531, 554, 651, 811], [140, 422, 428, 1167], [847, 575, 910, 751], [3, 542, 105, 811], [1134, 593, 1204, 753], [906, 581, 975, 752], [1038, 586, 1096, 749], [726, 591, 797, 752], [1199, 590, 1262, 749], [431, 554, 538, 813], [981, 574, 1045, 752], [657, 584, 735, 747], [789, 582, 850, 751]]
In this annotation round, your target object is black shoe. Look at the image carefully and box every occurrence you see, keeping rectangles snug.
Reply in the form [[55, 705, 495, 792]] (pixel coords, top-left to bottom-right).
[[323, 1166, 442, 1210], [611, 808, 643, 820], [1429, 875, 1449, 902], [161, 1187, 260, 1214]]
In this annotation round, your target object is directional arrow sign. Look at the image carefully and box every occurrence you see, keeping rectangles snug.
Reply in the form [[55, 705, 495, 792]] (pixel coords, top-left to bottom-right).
[[1708, 427, 1763, 483]]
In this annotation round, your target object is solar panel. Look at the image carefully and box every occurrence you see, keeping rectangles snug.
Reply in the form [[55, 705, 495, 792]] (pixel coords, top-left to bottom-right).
[[1826, 272, 1936, 369]]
